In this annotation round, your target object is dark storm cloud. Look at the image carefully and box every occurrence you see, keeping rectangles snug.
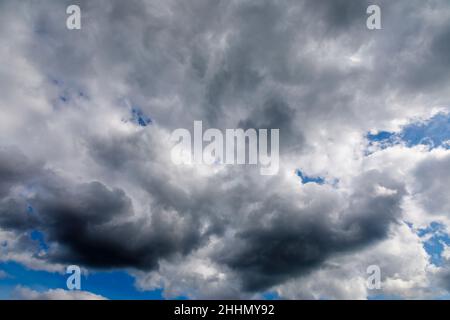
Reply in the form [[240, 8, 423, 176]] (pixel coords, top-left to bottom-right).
[[218, 170, 406, 291], [37, 183, 201, 269], [0, 148, 203, 270]]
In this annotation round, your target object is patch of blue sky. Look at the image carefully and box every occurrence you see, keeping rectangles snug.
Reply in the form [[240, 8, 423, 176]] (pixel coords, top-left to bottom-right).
[[367, 131, 396, 142], [416, 222, 450, 266], [0, 261, 165, 300], [131, 107, 152, 127], [0, 261, 66, 293], [30, 230, 49, 252], [262, 291, 279, 300], [366, 131, 399, 151], [401, 113, 450, 148], [81, 270, 164, 300], [366, 112, 450, 154], [296, 169, 325, 185], [118, 98, 153, 127]]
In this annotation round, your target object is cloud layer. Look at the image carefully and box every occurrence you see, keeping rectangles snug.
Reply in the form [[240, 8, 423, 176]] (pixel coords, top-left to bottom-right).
[[1, 0, 450, 299]]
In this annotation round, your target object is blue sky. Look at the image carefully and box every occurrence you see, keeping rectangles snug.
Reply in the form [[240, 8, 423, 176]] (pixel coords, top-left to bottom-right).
[[296, 169, 325, 185], [0, 262, 165, 300], [367, 112, 450, 151], [0, 261, 282, 299], [417, 222, 450, 267]]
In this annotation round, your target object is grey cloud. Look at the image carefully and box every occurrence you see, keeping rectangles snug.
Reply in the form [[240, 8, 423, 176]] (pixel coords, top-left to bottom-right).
[[217, 170, 405, 291], [0, 149, 204, 271], [413, 154, 450, 216], [0, 147, 42, 197]]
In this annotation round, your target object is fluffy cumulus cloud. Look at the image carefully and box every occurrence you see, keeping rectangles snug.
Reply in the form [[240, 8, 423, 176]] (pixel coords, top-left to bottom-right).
[[0, 0, 450, 299]]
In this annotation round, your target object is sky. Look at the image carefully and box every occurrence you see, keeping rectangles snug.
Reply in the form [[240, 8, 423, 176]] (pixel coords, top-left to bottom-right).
[[0, 0, 450, 300]]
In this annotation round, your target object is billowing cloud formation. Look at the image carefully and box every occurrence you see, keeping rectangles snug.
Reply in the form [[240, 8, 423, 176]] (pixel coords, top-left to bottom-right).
[[0, 0, 450, 299]]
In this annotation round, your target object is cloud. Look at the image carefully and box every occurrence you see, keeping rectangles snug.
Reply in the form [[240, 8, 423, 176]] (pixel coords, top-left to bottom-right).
[[0, 0, 449, 299], [215, 170, 406, 291], [11, 286, 107, 300], [277, 222, 434, 299], [0, 148, 203, 271], [413, 154, 450, 217]]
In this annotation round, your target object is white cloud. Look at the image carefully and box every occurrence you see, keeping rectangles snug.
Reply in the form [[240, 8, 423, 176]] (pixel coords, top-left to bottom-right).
[[11, 286, 107, 300]]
